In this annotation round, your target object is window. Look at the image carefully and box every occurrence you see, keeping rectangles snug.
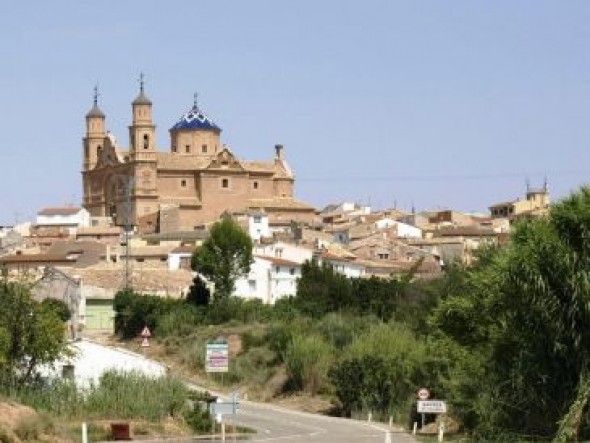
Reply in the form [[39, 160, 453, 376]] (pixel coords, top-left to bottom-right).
[[248, 280, 256, 291], [143, 134, 149, 150], [275, 266, 280, 273], [289, 268, 295, 275], [202, 144, 207, 153], [253, 216, 261, 223], [185, 145, 190, 153], [136, 258, 145, 263], [222, 178, 229, 188], [253, 181, 259, 189], [181, 179, 187, 187], [172, 144, 177, 152]]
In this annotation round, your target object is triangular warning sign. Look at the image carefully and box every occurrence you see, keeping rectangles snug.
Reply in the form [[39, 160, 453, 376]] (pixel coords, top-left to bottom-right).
[[141, 326, 151, 338]]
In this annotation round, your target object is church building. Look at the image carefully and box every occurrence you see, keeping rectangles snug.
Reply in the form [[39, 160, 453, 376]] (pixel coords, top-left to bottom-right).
[[82, 80, 315, 233]]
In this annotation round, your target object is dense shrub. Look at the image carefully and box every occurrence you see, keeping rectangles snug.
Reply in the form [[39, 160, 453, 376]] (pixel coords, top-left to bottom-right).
[[40, 298, 71, 322], [186, 275, 210, 306], [113, 290, 181, 339], [8, 371, 212, 431], [283, 332, 334, 395], [156, 304, 203, 338], [266, 317, 313, 363], [85, 371, 187, 420], [329, 355, 394, 417], [329, 322, 439, 421]]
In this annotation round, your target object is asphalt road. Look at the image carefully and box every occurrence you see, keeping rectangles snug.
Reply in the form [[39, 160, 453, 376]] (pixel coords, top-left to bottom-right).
[[217, 396, 418, 443]]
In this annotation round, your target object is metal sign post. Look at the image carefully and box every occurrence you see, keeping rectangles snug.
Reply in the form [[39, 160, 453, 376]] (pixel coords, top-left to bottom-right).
[[417, 388, 430, 429], [232, 391, 239, 443], [140, 326, 151, 356]]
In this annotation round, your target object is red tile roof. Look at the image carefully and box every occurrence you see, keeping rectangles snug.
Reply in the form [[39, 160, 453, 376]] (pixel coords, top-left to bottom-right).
[[0, 254, 74, 264]]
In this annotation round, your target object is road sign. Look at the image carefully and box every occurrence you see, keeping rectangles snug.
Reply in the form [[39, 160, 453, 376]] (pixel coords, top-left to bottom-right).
[[141, 326, 151, 338], [417, 400, 447, 414], [211, 402, 239, 416], [206, 342, 229, 373], [418, 388, 430, 400]]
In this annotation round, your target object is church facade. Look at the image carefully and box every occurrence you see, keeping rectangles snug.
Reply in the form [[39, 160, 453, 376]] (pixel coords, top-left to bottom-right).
[[81, 82, 315, 233]]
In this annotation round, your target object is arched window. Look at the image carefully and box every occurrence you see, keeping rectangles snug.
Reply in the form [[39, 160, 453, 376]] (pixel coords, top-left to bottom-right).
[[97, 145, 102, 157], [143, 134, 149, 150]]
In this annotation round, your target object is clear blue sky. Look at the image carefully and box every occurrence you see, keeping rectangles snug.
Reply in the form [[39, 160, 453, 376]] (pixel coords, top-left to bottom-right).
[[1, 1, 589, 224]]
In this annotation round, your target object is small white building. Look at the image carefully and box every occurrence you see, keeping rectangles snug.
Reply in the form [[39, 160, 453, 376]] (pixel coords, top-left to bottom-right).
[[247, 212, 270, 242], [234, 255, 301, 304], [36, 207, 91, 234], [392, 220, 422, 238], [318, 253, 366, 278], [167, 245, 194, 270], [41, 340, 167, 388]]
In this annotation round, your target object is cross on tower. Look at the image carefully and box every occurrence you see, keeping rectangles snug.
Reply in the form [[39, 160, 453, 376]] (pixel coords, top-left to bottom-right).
[[93, 84, 99, 106], [194, 91, 199, 108]]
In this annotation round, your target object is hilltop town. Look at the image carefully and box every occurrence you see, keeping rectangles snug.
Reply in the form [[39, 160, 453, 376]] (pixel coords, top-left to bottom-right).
[[0, 84, 551, 333]]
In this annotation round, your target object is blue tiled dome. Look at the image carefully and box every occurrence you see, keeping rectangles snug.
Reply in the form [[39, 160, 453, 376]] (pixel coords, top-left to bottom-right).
[[170, 105, 221, 132]]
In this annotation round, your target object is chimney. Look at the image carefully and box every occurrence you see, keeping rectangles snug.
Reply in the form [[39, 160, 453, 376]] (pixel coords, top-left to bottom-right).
[[274, 144, 284, 160]]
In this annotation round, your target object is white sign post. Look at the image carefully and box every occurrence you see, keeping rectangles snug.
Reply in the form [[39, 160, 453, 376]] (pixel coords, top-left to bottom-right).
[[417, 400, 448, 441], [206, 342, 229, 373], [417, 400, 447, 414]]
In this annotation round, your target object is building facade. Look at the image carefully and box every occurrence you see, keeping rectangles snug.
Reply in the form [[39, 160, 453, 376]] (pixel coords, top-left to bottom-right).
[[82, 83, 315, 233], [489, 183, 550, 221]]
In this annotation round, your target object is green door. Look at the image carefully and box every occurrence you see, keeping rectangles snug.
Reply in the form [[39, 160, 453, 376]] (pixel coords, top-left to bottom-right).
[[85, 299, 115, 331]]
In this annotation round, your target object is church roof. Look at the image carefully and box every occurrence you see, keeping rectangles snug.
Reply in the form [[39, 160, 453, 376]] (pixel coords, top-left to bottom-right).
[[86, 87, 105, 118], [170, 105, 221, 132], [156, 153, 211, 170], [247, 198, 316, 211], [132, 89, 152, 105], [86, 103, 105, 118]]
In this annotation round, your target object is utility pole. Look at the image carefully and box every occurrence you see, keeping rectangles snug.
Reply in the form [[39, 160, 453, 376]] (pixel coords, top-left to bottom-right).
[[123, 177, 133, 291], [110, 174, 135, 291]]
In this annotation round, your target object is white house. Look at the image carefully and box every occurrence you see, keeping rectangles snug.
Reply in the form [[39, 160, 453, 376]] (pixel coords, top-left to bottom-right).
[[318, 252, 366, 278], [36, 207, 91, 234], [392, 220, 422, 238], [40, 340, 167, 388], [234, 255, 301, 304], [247, 212, 270, 242], [167, 245, 194, 270]]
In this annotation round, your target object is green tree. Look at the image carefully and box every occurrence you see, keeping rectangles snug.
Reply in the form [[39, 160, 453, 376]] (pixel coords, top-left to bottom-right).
[[0, 282, 70, 387], [41, 298, 71, 322], [191, 217, 253, 300], [113, 290, 178, 339], [296, 259, 353, 316], [186, 275, 211, 306], [431, 186, 590, 440]]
